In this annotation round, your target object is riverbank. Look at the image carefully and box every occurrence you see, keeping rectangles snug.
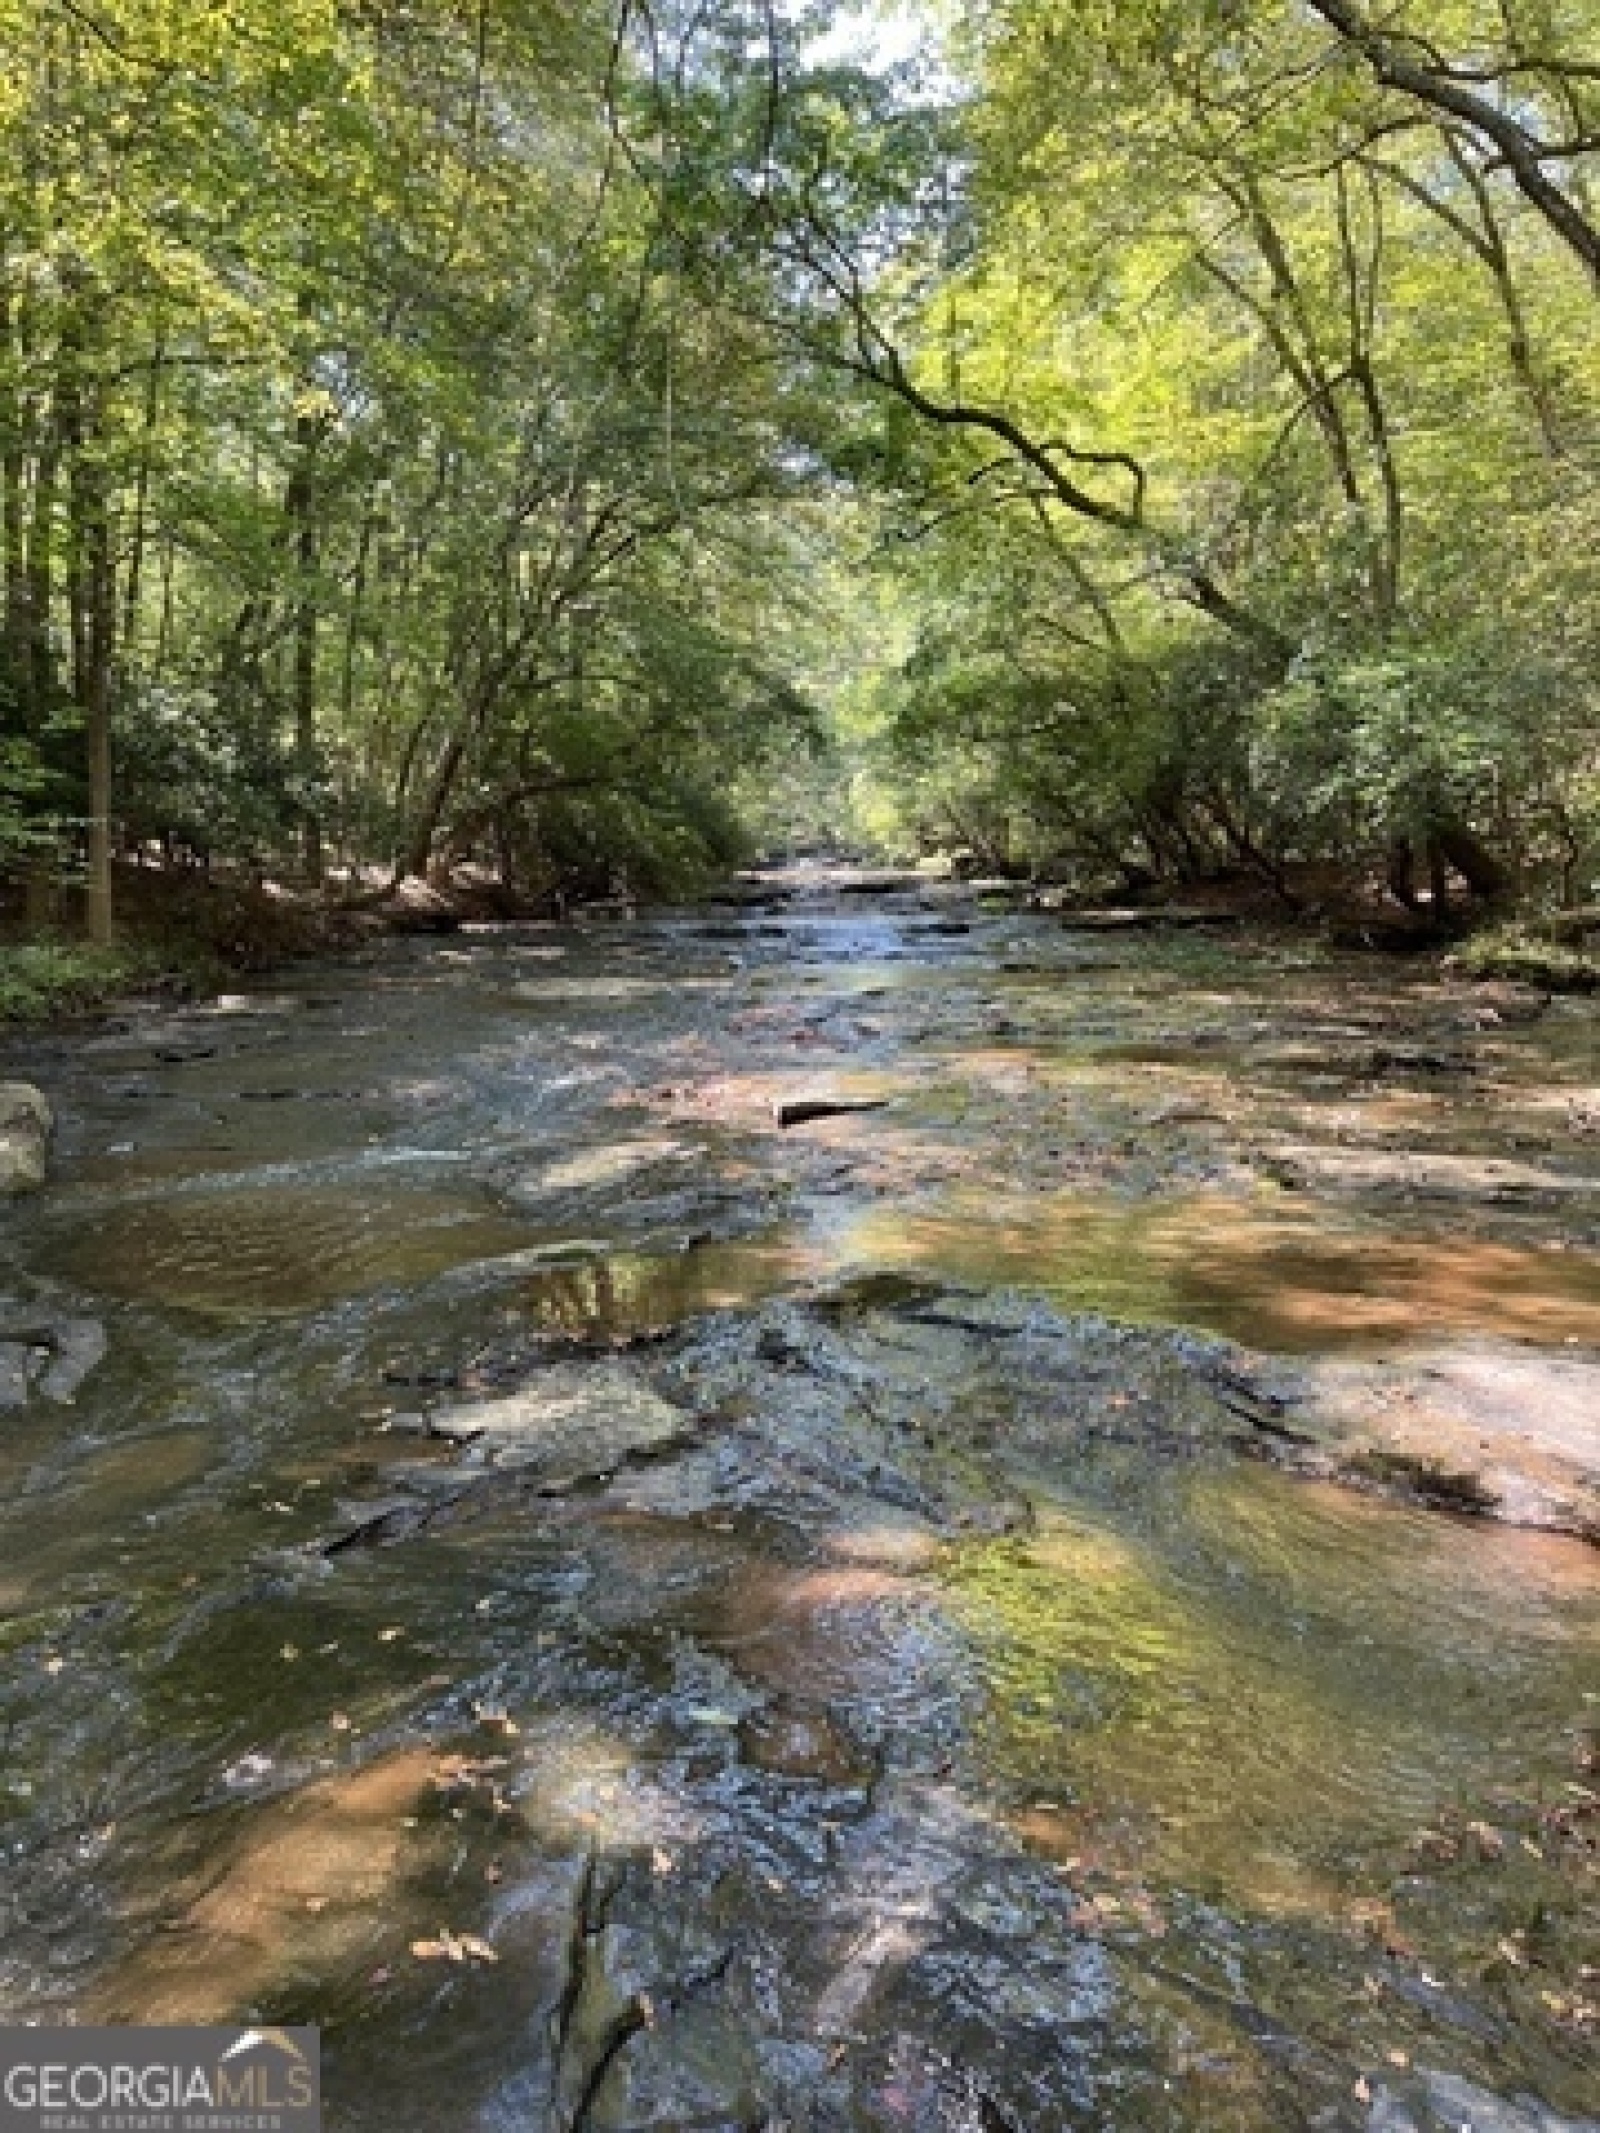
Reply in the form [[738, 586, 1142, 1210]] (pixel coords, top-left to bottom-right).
[[0, 861, 681, 1029], [10, 851, 1600, 1036], [1, 864, 1595, 2130]]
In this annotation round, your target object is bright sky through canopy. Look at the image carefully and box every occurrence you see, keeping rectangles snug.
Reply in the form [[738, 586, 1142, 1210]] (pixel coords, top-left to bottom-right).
[[803, 1, 929, 70]]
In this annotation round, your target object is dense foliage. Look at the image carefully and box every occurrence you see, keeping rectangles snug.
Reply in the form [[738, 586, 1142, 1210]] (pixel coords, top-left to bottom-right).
[[2, 0, 1597, 939], [0, 0, 821, 937], [668, 0, 1600, 910]]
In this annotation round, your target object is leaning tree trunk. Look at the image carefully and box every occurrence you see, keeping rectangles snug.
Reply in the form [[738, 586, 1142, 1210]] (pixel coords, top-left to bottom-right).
[[404, 724, 469, 882], [1431, 822, 1510, 905]]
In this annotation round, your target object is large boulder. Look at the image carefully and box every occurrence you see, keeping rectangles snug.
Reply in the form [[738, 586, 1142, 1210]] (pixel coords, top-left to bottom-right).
[[0, 1083, 53, 1195]]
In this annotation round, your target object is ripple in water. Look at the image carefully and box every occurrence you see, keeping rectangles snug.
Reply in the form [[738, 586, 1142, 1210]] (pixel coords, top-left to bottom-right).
[[944, 1464, 1600, 1915], [50, 1184, 536, 1315]]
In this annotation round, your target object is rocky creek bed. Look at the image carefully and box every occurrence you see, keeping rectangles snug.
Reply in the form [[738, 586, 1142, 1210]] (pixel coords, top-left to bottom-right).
[[0, 865, 1596, 2131]]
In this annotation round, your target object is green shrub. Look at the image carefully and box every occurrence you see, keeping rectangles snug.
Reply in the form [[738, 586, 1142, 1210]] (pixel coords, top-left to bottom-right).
[[1449, 926, 1600, 994], [0, 941, 193, 1023]]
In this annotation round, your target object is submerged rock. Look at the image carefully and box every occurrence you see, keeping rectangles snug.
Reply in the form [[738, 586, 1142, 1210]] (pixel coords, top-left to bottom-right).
[[0, 1343, 31, 1408], [0, 1081, 54, 1194], [36, 1317, 109, 1403], [1368, 2068, 1600, 2132], [738, 1698, 874, 1785], [1457, 981, 1553, 1026], [0, 1310, 107, 1405]]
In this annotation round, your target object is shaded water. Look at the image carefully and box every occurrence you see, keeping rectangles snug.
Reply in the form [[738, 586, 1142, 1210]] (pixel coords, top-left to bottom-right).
[[2, 875, 1597, 2130], [51, 1181, 539, 1316]]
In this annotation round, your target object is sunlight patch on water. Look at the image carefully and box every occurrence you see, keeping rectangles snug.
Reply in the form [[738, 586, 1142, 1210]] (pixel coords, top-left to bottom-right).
[[838, 1187, 1600, 1351], [513, 1716, 703, 1853], [943, 1467, 1600, 1915], [93, 1750, 442, 2024]]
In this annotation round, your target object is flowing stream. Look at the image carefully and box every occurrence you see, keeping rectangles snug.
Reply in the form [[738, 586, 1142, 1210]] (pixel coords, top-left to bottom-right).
[[1, 867, 1596, 2131]]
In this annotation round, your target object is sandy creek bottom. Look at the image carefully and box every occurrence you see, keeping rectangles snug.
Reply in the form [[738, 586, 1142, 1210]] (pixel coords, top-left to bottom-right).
[[0, 871, 1595, 2131]]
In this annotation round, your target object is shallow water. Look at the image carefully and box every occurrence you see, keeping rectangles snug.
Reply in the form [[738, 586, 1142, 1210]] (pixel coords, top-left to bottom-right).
[[2, 874, 1597, 2130], [949, 1467, 1596, 1902], [839, 1188, 1600, 1350], [47, 1181, 540, 1316]]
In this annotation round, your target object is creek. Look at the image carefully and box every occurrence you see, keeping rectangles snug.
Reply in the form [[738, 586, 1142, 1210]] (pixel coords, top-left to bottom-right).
[[1, 866, 1596, 2132]]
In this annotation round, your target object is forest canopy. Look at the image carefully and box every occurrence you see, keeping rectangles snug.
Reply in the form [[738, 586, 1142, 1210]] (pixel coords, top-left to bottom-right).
[[2, 0, 1597, 940]]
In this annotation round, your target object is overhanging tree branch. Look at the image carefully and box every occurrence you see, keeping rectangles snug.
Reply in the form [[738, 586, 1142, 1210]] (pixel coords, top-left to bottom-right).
[[1304, 0, 1600, 285], [770, 204, 1287, 655]]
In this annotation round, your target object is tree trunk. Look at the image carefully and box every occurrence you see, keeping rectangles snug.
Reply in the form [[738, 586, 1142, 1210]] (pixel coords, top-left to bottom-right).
[[1385, 836, 1419, 912], [405, 725, 468, 881], [287, 410, 323, 885], [1427, 836, 1449, 920], [1305, 0, 1600, 287], [1432, 822, 1510, 904], [70, 467, 115, 945], [1, 287, 31, 714], [25, 417, 57, 730], [59, 284, 115, 943], [75, 452, 116, 944]]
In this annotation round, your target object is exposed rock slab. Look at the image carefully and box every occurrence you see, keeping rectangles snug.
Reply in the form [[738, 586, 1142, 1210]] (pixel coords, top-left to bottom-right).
[[429, 1362, 696, 1484], [1310, 1342, 1600, 1538], [1367, 2067, 1600, 2132], [1257, 1143, 1600, 1202], [0, 1344, 32, 1408], [35, 1318, 110, 1403]]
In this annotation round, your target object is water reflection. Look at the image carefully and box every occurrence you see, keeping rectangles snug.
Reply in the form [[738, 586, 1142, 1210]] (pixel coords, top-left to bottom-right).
[[518, 1237, 819, 1342], [5, 884, 1598, 2128]]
